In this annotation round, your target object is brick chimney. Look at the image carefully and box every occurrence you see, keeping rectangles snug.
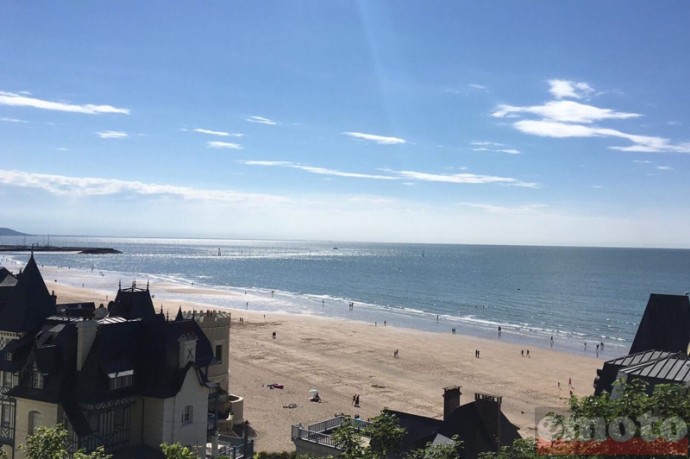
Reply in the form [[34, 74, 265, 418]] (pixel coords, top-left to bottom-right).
[[76, 320, 98, 371], [443, 386, 461, 421]]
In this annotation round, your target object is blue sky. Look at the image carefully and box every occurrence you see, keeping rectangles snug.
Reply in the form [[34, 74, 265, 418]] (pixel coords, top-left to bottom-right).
[[1, 1, 689, 247]]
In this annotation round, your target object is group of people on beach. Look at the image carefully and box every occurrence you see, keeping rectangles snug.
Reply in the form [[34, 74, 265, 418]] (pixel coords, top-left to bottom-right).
[[351, 394, 360, 407], [520, 349, 531, 357]]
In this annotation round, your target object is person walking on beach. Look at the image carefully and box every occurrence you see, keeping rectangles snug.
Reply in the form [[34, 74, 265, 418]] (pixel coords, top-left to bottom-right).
[[355, 394, 360, 407], [550, 336, 554, 348], [526, 349, 530, 357], [521, 349, 524, 357], [568, 378, 572, 388], [393, 349, 399, 358]]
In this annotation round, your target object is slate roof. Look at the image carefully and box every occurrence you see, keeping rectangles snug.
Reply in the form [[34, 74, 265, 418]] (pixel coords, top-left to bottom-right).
[[386, 396, 520, 459], [108, 285, 158, 321], [629, 294, 690, 354], [593, 349, 676, 395], [0, 255, 56, 332], [621, 352, 690, 383]]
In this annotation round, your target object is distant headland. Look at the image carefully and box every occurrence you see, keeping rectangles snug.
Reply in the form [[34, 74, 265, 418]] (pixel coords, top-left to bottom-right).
[[0, 228, 121, 254], [0, 245, 122, 254]]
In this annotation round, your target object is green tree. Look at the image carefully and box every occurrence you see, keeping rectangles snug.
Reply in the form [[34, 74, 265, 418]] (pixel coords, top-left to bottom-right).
[[74, 446, 112, 459], [19, 425, 112, 459], [330, 418, 365, 459], [364, 412, 406, 459], [160, 442, 197, 459], [19, 425, 69, 459]]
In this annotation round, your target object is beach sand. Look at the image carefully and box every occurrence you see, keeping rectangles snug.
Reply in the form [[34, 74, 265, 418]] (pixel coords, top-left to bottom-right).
[[44, 271, 603, 453]]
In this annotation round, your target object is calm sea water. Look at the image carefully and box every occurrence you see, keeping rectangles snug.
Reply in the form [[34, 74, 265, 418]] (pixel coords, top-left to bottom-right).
[[2, 236, 689, 357]]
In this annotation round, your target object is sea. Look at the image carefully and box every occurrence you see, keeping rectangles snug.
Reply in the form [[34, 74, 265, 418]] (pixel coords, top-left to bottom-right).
[[2, 236, 689, 358]]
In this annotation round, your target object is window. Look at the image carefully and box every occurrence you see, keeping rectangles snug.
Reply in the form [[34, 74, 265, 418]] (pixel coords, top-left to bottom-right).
[[1, 404, 13, 428], [31, 364, 43, 389], [107, 370, 134, 390], [181, 405, 193, 424], [28, 411, 41, 435], [215, 344, 222, 361]]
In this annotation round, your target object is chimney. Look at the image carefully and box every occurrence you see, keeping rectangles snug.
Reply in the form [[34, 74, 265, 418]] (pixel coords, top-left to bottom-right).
[[76, 320, 99, 371], [443, 386, 461, 421]]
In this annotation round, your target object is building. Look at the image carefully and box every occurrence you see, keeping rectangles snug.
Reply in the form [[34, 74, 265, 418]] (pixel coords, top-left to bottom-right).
[[593, 293, 690, 396], [0, 255, 237, 458], [292, 386, 521, 459]]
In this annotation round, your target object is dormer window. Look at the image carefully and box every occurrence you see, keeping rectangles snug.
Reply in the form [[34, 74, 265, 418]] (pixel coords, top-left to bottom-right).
[[31, 364, 44, 389], [108, 370, 134, 390]]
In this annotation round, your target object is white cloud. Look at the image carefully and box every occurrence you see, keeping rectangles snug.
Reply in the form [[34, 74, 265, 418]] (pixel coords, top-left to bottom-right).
[[393, 170, 538, 188], [342, 132, 407, 145], [469, 83, 487, 91], [0, 169, 288, 204], [242, 160, 537, 187], [240, 160, 396, 180], [458, 202, 548, 214], [96, 130, 128, 139], [656, 166, 673, 170], [0, 116, 28, 123], [0, 91, 129, 115], [492, 100, 640, 124], [246, 115, 277, 125], [548, 79, 595, 100], [194, 128, 243, 137], [633, 160, 652, 164], [494, 80, 690, 154], [471, 141, 520, 155], [207, 141, 243, 150], [513, 120, 690, 153]]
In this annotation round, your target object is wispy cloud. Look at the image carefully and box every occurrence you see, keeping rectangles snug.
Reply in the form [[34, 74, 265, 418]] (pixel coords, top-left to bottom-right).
[[240, 160, 396, 180], [471, 141, 520, 155], [0, 116, 28, 123], [0, 91, 130, 115], [342, 132, 406, 145], [96, 130, 128, 139], [193, 128, 244, 137], [469, 83, 487, 91], [242, 160, 537, 187], [656, 166, 673, 171], [0, 169, 288, 204], [633, 160, 652, 164], [458, 202, 548, 214], [393, 170, 538, 188], [207, 141, 243, 150], [493, 80, 690, 154], [492, 100, 639, 124], [246, 115, 276, 125], [548, 79, 594, 100]]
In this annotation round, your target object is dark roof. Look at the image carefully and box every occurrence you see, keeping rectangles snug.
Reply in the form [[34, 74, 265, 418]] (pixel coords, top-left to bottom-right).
[[606, 349, 674, 366], [437, 398, 521, 459], [0, 255, 56, 332], [621, 352, 690, 383], [386, 395, 520, 459], [0, 267, 17, 287], [629, 294, 690, 354], [0, 333, 34, 371], [594, 350, 679, 396], [384, 409, 443, 452], [108, 285, 158, 321]]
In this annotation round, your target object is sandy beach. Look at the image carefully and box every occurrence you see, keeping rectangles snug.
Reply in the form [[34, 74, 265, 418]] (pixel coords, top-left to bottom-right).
[[37, 266, 604, 453]]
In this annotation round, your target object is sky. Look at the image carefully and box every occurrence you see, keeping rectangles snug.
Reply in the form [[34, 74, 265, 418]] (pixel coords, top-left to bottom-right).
[[1, 1, 689, 247]]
